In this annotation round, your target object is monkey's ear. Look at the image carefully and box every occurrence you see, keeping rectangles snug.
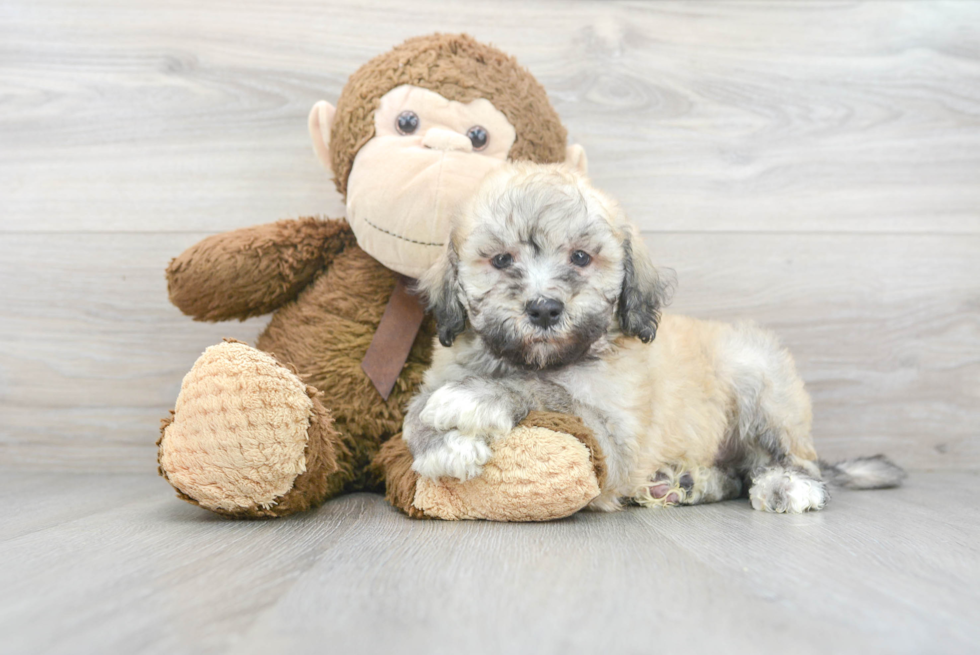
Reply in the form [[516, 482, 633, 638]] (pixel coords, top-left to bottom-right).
[[564, 144, 588, 176], [308, 101, 337, 173], [417, 240, 467, 347], [618, 228, 674, 343]]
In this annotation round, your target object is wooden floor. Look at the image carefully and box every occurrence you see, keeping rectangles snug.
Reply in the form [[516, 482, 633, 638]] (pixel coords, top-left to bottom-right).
[[2, 0, 978, 472], [2, 3, 978, 654], [1, 472, 977, 655]]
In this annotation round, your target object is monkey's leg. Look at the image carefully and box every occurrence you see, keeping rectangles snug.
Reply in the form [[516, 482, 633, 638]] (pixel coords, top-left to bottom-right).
[[374, 411, 605, 521], [158, 340, 356, 518]]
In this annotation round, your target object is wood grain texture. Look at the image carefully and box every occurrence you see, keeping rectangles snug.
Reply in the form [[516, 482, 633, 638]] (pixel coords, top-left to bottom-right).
[[1, 231, 976, 470], [0, 0, 978, 471], [1, 472, 977, 655], [1, 0, 979, 234]]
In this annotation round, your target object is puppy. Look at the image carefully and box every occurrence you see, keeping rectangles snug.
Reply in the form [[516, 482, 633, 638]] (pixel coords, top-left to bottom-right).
[[403, 163, 904, 513]]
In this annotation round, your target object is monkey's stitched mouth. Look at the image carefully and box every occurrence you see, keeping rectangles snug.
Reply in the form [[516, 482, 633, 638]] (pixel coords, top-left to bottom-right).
[[361, 217, 444, 247]]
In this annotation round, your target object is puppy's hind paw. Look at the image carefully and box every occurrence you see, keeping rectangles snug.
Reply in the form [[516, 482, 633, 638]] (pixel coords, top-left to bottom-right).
[[634, 469, 694, 507], [749, 467, 827, 513], [411, 431, 492, 482]]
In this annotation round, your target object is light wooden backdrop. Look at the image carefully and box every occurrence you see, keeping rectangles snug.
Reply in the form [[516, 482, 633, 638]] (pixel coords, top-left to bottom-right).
[[1, 0, 978, 472]]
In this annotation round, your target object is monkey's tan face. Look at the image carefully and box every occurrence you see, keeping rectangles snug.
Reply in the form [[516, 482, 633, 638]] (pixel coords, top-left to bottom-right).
[[346, 85, 517, 278], [454, 166, 627, 369]]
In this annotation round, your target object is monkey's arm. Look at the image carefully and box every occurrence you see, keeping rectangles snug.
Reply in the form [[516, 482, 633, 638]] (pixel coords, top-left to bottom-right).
[[166, 217, 357, 321]]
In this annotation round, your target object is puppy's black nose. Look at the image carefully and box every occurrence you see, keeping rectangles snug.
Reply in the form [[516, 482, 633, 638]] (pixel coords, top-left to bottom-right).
[[526, 297, 564, 328]]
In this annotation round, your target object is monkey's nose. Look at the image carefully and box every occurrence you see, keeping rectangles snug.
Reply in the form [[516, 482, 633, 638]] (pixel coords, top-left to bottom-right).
[[526, 298, 564, 329], [421, 128, 473, 152]]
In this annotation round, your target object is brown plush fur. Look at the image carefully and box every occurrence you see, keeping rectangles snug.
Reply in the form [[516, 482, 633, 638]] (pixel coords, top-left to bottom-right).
[[159, 382, 354, 520], [523, 411, 607, 490], [373, 434, 429, 519], [160, 33, 595, 519], [411, 418, 602, 521], [257, 387, 355, 517], [167, 218, 356, 322], [374, 412, 607, 518], [256, 240, 437, 491], [157, 412, 200, 507], [167, 219, 433, 506], [330, 33, 568, 197], [162, 218, 607, 519]]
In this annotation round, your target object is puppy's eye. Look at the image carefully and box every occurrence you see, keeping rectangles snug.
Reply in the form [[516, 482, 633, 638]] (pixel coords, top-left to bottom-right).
[[466, 126, 488, 150], [570, 250, 592, 267], [491, 253, 513, 269], [396, 111, 420, 135]]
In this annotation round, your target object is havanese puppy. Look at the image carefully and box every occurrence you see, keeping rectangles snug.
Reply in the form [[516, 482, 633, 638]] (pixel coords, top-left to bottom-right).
[[403, 163, 904, 513]]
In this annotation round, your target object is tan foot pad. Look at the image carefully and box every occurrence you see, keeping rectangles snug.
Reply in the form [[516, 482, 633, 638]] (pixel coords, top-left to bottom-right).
[[413, 414, 602, 521], [158, 341, 314, 513]]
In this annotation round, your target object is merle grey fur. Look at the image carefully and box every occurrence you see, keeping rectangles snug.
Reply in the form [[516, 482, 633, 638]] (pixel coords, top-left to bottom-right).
[[405, 164, 905, 512], [426, 241, 467, 347], [480, 309, 609, 370], [617, 234, 671, 344], [819, 455, 907, 489], [403, 365, 577, 461]]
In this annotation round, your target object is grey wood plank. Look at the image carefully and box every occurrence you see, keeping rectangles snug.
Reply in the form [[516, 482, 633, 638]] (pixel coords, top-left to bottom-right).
[[1, 1, 978, 653], [1, 1, 978, 234], [1, 472, 976, 655], [2, 0, 978, 473], [226, 477, 980, 655], [0, 481, 374, 655], [0, 232, 267, 471], [641, 476, 980, 650], [1, 231, 977, 471], [0, 472, 164, 542], [238, 498, 873, 655]]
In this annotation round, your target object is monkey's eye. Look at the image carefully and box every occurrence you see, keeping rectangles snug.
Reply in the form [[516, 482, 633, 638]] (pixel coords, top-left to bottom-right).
[[570, 250, 592, 267], [491, 253, 513, 269], [466, 126, 488, 150], [396, 111, 420, 135]]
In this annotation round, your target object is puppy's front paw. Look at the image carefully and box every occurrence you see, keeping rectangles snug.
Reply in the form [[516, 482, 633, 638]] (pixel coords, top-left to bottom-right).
[[411, 431, 492, 482], [419, 384, 514, 438]]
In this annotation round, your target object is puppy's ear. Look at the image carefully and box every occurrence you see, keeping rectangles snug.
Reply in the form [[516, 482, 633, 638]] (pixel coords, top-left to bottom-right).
[[618, 227, 674, 343], [417, 238, 467, 347]]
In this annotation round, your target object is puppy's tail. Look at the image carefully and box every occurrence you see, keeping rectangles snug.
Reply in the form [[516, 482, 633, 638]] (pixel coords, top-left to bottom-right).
[[819, 455, 906, 490]]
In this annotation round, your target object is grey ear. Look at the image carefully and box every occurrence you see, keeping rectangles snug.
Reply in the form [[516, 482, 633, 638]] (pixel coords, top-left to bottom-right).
[[420, 241, 467, 347], [617, 233, 673, 343]]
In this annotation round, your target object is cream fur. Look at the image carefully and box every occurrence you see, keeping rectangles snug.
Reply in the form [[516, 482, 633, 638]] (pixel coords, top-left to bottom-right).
[[159, 342, 313, 512], [417, 313, 818, 512], [562, 314, 817, 510], [405, 163, 829, 514]]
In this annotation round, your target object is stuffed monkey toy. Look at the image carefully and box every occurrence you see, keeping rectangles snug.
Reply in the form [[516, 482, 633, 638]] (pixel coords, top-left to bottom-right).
[[157, 34, 606, 520]]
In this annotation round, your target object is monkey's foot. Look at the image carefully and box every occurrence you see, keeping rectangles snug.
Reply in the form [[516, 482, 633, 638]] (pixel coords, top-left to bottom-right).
[[158, 340, 351, 518], [376, 411, 605, 522]]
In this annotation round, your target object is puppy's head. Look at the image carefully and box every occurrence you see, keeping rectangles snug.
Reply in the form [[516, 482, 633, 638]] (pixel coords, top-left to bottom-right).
[[420, 163, 672, 370]]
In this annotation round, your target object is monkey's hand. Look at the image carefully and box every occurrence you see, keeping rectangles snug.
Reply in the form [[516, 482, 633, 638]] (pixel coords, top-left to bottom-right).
[[166, 217, 357, 321], [378, 411, 606, 520]]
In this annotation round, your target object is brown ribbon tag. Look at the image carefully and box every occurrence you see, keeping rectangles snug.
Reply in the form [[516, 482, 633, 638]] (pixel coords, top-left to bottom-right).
[[361, 276, 426, 400]]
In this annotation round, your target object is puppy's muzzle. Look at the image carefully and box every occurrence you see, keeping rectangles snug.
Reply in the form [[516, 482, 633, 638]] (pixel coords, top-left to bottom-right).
[[526, 297, 564, 329]]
